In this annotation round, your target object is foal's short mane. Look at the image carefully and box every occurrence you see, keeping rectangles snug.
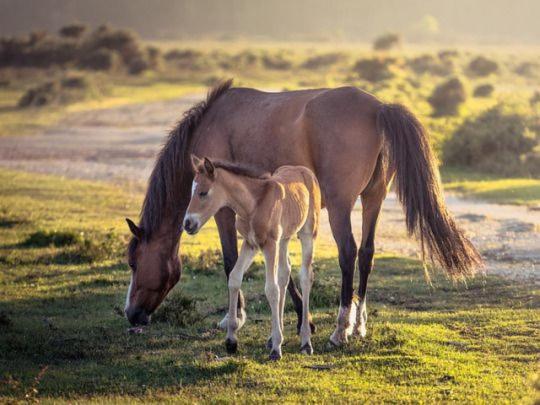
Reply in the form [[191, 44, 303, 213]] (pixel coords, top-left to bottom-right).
[[213, 160, 271, 180], [139, 79, 233, 240]]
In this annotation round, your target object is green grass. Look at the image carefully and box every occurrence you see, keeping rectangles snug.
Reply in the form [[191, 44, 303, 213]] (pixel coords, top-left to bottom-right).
[[442, 167, 540, 207], [0, 168, 538, 403]]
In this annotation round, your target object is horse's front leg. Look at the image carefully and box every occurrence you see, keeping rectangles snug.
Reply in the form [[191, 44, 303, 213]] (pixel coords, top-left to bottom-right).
[[215, 208, 247, 331], [263, 240, 283, 360], [225, 241, 256, 354]]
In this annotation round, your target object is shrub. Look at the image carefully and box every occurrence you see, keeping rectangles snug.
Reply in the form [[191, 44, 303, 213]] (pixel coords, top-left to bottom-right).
[[301, 52, 345, 69], [59, 23, 87, 39], [77, 49, 119, 71], [182, 248, 222, 273], [354, 57, 396, 82], [127, 57, 149, 75], [473, 83, 494, 98], [83, 25, 143, 66], [60, 75, 88, 89], [17, 82, 59, 107], [152, 292, 201, 327], [164, 49, 203, 69], [438, 50, 459, 59], [231, 50, 259, 68], [21, 230, 81, 247], [515, 62, 540, 78], [407, 54, 453, 76], [373, 33, 402, 51], [262, 53, 293, 70], [428, 77, 467, 116], [468, 56, 498, 76], [530, 91, 540, 106], [146, 46, 161, 69], [443, 105, 538, 176]]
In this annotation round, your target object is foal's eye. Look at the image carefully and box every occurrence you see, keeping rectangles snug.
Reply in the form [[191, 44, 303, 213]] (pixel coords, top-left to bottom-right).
[[198, 191, 208, 197]]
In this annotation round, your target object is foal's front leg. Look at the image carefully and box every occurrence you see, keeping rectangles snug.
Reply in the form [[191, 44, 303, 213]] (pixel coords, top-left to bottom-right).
[[263, 240, 283, 360], [225, 241, 256, 354]]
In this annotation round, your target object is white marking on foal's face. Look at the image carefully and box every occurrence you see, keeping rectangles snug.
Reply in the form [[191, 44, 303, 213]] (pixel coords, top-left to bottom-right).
[[125, 273, 133, 312], [191, 181, 198, 197]]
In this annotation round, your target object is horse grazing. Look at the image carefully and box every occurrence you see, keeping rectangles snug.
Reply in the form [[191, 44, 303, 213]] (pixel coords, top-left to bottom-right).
[[125, 80, 482, 346], [183, 155, 321, 360]]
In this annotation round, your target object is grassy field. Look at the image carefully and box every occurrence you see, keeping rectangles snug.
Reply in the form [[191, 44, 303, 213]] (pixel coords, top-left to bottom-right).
[[0, 168, 538, 403], [441, 167, 540, 207]]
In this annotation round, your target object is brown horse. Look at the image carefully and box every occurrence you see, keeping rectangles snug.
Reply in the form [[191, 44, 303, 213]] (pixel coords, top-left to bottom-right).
[[183, 156, 321, 359], [125, 80, 481, 346]]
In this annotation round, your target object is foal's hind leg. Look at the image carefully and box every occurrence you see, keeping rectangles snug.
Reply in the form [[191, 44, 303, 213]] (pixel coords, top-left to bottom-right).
[[354, 181, 386, 338]]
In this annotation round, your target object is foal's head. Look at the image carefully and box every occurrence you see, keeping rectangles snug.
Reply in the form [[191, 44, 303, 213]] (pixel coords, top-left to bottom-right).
[[183, 155, 227, 235]]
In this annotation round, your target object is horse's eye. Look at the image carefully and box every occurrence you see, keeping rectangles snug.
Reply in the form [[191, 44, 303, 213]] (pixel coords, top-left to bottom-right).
[[128, 262, 136, 271], [199, 191, 208, 197]]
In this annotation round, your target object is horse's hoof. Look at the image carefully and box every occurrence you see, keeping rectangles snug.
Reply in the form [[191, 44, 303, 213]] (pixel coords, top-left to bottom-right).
[[269, 350, 282, 361], [300, 343, 313, 355], [296, 320, 317, 335], [266, 337, 272, 350], [225, 338, 237, 354]]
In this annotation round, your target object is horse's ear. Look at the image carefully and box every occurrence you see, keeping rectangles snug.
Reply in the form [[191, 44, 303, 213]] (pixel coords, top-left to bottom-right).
[[126, 218, 143, 239], [190, 154, 204, 173], [203, 157, 215, 178]]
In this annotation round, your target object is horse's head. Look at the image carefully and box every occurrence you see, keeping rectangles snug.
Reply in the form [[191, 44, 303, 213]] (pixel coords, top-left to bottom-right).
[[124, 218, 181, 326], [183, 155, 226, 235]]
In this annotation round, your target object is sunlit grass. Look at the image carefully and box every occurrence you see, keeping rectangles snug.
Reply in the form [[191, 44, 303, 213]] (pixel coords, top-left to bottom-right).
[[0, 168, 538, 402]]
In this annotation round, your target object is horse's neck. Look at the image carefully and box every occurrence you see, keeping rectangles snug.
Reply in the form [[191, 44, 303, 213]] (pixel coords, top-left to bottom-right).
[[221, 172, 264, 220]]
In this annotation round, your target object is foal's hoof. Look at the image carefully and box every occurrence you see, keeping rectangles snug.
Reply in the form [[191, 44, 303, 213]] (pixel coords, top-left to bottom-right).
[[269, 350, 282, 361], [225, 338, 238, 354], [300, 343, 313, 355]]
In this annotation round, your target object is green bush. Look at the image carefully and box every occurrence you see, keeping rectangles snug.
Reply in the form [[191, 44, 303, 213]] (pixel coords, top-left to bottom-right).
[[428, 77, 467, 116], [407, 54, 453, 76], [77, 49, 119, 71], [468, 56, 499, 77], [443, 105, 538, 176], [261, 53, 293, 70], [152, 292, 202, 327], [301, 52, 345, 69], [373, 33, 402, 51], [473, 83, 494, 98], [59, 23, 87, 39], [354, 57, 396, 82]]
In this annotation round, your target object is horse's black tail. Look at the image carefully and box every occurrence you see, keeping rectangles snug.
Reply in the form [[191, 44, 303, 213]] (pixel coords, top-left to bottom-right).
[[377, 103, 483, 278]]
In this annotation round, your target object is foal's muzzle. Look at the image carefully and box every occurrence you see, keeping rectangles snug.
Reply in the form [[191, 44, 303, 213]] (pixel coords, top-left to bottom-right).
[[183, 215, 200, 235], [125, 306, 149, 326]]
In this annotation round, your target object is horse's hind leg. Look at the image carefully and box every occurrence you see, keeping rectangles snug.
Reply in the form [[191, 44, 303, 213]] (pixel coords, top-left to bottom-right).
[[327, 200, 358, 347], [354, 178, 386, 338], [215, 208, 248, 331], [298, 230, 315, 355]]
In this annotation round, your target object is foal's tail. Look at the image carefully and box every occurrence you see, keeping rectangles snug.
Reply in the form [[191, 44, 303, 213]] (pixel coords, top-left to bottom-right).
[[377, 103, 483, 278]]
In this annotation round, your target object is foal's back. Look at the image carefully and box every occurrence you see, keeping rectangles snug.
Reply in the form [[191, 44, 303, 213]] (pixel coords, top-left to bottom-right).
[[271, 165, 320, 239]]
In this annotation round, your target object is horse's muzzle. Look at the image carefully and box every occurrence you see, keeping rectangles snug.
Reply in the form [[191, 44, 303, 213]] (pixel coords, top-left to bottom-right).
[[125, 306, 149, 326]]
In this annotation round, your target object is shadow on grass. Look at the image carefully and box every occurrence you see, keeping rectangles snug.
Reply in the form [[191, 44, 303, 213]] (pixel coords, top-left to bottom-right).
[[0, 255, 537, 399]]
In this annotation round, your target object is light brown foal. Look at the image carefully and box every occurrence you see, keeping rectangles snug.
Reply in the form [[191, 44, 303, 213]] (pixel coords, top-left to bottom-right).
[[183, 155, 321, 360]]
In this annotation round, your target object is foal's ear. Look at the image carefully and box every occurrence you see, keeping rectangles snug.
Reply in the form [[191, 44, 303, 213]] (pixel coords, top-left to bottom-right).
[[126, 218, 143, 239], [190, 154, 204, 173], [203, 157, 215, 178]]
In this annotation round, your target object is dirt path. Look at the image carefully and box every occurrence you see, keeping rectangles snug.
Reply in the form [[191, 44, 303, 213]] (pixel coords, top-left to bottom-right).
[[0, 96, 538, 283]]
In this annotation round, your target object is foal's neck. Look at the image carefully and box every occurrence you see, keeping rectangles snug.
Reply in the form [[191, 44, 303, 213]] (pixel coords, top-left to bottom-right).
[[220, 171, 267, 220]]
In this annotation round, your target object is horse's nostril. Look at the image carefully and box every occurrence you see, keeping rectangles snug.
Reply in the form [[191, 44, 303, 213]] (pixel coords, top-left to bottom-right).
[[184, 218, 192, 230], [126, 307, 149, 326]]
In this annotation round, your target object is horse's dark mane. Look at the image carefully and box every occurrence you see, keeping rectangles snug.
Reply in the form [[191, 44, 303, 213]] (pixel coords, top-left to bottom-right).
[[213, 160, 271, 180], [138, 79, 233, 240]]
